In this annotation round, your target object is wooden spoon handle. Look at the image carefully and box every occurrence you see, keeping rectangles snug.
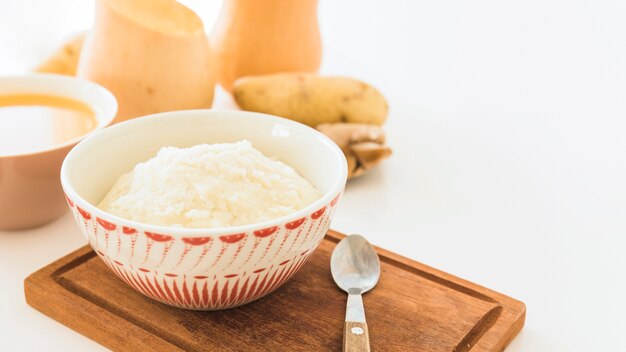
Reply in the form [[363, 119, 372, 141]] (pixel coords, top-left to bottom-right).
[[343, 321, 370, 352]]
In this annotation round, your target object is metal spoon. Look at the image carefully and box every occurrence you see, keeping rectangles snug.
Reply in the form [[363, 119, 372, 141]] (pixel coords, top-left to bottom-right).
[[331, 234, 381, 352]]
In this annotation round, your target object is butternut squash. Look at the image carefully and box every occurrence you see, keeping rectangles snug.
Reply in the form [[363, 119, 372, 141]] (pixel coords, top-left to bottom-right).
[[210, 0, 322, 92], [35, 32, 86, 76], [77, 0, 215, 121]]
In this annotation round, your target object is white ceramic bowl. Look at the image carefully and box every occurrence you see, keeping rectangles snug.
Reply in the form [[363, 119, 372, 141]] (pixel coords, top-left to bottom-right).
[[61, 110, 347, 310]]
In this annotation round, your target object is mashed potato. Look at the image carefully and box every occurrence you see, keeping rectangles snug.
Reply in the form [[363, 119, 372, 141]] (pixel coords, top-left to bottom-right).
[[98, 141, 321, 228]]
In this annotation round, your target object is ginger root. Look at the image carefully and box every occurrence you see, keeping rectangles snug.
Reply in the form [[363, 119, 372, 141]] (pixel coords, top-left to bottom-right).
[[317, 123, 392, 179], [35, 32, 86, 75]]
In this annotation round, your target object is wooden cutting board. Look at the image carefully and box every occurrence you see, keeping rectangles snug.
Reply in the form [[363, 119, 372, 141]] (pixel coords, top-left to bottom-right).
[[24, 230, 525, 351]]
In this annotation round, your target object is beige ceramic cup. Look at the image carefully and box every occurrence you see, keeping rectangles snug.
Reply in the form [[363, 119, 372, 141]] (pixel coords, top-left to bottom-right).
[[0, 74, 117, 230]]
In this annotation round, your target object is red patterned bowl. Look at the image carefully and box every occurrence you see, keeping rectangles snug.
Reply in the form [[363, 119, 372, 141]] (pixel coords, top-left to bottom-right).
[[61, 110, 347, 310]]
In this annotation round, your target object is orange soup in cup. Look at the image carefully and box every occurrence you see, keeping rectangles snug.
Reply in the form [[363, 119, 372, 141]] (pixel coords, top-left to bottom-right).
[[0, 74, 117, 230], [0, 94, 97, 155]]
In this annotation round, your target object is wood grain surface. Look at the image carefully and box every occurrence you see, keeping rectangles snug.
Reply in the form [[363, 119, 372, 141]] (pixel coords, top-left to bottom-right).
[[24, 230, 525, 351]]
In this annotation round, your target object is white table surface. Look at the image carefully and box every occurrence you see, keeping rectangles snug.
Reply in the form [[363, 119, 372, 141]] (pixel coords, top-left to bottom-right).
[[2, 0, 626, 351]]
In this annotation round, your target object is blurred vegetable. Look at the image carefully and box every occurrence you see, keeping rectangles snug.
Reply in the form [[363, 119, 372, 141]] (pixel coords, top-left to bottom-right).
[[317, 123, 392, 179], [233, 73, 388, 127], [76, 0, 215, 121], [35, 32, 85, 76], [211, 0, 321, 92]]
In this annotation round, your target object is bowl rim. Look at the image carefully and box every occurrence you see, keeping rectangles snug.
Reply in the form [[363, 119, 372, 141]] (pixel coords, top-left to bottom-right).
[[61, 109, 348, 237], [0, 73, 118, 158]]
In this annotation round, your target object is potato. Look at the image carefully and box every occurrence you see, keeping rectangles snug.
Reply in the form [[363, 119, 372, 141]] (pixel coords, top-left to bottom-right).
[[233, 73, 388, 127], [35, 32, 86, 75]]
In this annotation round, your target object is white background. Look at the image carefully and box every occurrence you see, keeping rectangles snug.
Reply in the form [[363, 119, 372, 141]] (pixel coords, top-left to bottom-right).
[[1, 0, 626, 351]]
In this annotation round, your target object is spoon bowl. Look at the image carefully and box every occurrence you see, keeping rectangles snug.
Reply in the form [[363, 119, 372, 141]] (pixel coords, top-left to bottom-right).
[[331, 234, 381, 352], [331, 234, 380, 294]]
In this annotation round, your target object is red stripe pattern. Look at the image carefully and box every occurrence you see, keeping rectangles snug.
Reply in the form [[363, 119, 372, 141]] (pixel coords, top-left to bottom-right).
[[67, 191, 342, 310]]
